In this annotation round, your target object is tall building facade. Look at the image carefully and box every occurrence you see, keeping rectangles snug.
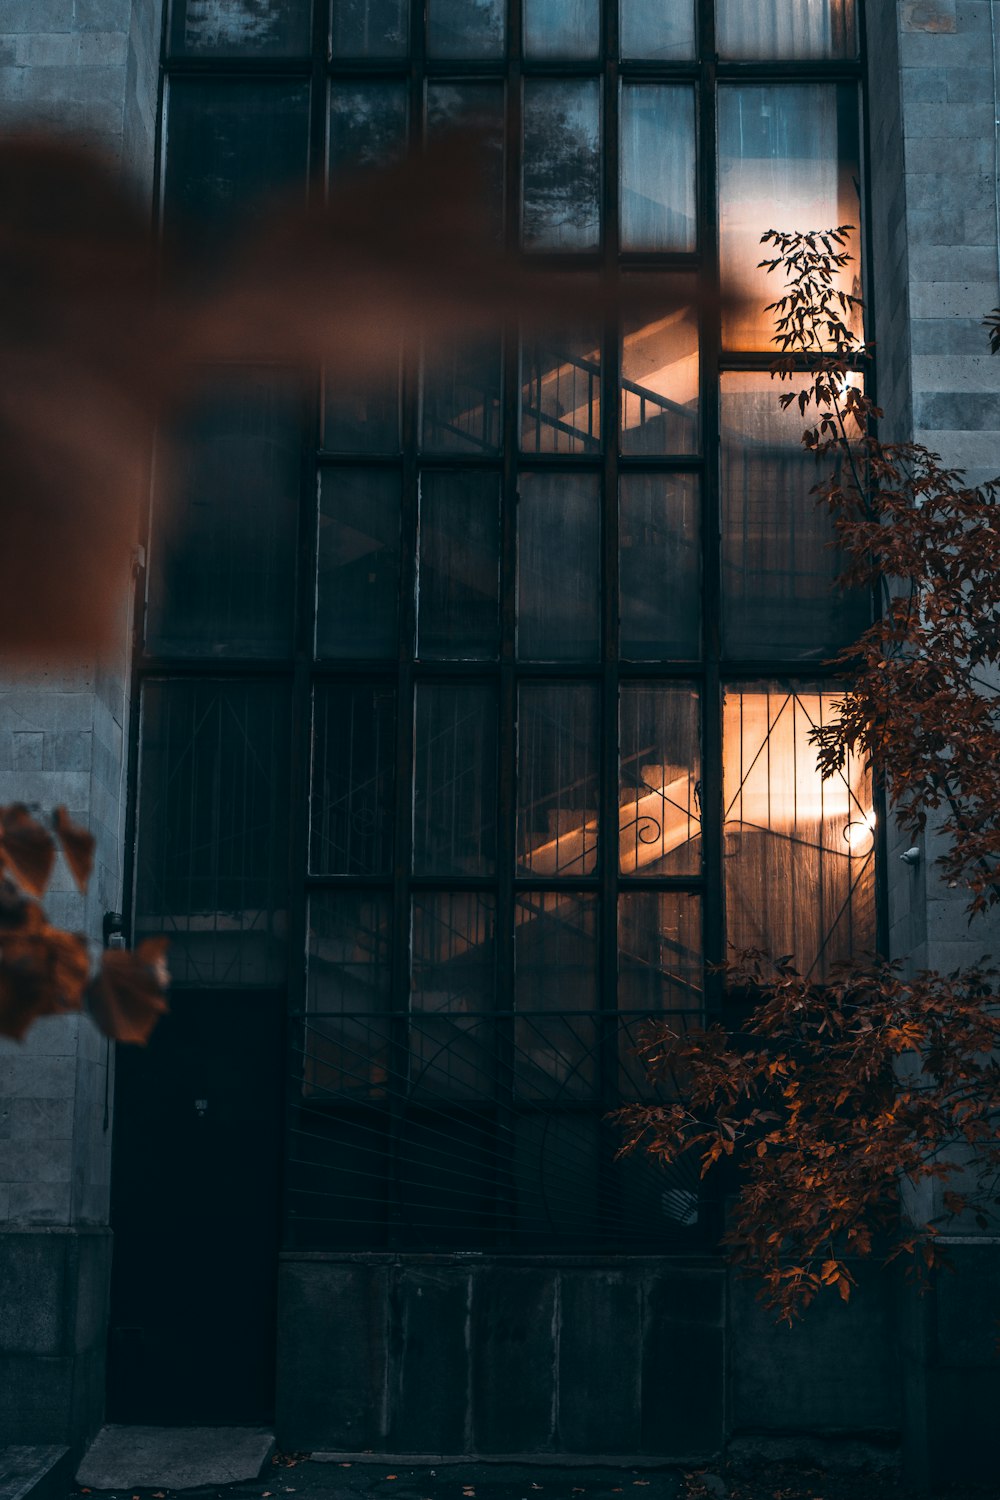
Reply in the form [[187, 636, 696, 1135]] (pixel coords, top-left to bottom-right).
[[0, 0, 997, 1485]]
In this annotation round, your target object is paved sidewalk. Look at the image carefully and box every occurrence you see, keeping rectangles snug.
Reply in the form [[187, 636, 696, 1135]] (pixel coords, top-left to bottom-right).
[[65, 1451, 991, 1500]]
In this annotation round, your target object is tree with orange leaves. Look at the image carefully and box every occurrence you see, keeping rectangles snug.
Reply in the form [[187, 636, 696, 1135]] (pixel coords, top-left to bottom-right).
[[616, 229, 1000, 1322]]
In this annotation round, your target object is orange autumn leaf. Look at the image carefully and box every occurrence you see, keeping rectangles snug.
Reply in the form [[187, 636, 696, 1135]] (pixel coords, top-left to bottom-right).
[[53, 806, 95, 892], [0, 804, 56, 896], [86, 938, 170, 1045], [0, 922, 89, 1040]]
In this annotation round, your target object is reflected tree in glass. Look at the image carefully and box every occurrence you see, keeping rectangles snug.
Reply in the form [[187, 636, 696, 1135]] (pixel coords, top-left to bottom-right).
[[171, 0, 312, 55], [330, 0, 408, 56], [522, 80, 601, 251], [427, 0, 504, 57]]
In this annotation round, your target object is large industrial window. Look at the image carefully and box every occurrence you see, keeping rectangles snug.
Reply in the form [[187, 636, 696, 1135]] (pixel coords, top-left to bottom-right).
[[131, 0, 873, 1250]]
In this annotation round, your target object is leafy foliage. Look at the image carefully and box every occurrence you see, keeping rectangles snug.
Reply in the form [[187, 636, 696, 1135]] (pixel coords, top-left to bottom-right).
[[616, 227, 1000, 1318], [617, 951, 1000, 1323], [0, 804, 168, 1045]]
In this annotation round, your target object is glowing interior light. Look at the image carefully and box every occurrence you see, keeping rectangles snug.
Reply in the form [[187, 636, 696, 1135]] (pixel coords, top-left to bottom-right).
[[844, 810, 877, 851]]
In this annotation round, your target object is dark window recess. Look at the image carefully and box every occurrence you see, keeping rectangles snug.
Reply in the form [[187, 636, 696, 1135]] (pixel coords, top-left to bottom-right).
[[417, 471, 500, 661], [161, 78, 309, 252], [422, 335, 503, 456], [413, 683, 498, 876], [619, 474, 700, 660], [311, 683, 396, 875], [517, 471, 601, 662], [133, 680, 291, 987], [146, 368, 301, 659], [316, 469, 402, 658]]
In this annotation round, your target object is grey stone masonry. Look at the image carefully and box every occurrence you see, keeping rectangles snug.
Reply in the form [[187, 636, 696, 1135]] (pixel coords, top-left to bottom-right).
[[0, 0, 162, 1453], [886, 0, 1000, 977]]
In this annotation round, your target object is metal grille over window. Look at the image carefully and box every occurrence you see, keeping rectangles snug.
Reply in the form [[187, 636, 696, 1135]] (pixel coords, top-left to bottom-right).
[[140, 0, 870, 1251]]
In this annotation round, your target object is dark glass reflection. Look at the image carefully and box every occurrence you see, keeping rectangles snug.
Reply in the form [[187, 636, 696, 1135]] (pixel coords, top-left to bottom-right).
[[417, 471, 500, 660], [147, 367, 300, 658], [311, 682, 396, 874], [316, 469, 401, 658], [517, 471, 601, 661]]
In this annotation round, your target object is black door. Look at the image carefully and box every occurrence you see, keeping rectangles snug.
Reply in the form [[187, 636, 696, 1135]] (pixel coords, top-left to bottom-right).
[[108, 990, 284, 1423]]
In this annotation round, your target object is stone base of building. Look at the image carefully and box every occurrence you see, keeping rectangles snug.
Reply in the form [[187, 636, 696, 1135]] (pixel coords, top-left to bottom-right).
[[899, 1241, 1000, 1490], [0, 1228, 112, 1455]]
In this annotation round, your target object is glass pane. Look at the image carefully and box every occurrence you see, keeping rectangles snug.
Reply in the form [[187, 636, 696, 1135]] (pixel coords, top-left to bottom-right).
[[307, 892, 392, 1013], [417, 472, 500, 660], [331, 0, 408, 56], [147, 368, 300, 658], [720, 371, 869, 659], [517, 683, 599, 876], [514, 892, 598, 1100], [620, 277, 699, 455], [413, 684, 498, 876], [170, 0, 312, 54], [619, 474, 700, 659], [619, 683, 701, 876], [620, 86, 696, 252], [316, 469, 401, 657], [524, 0, 599, 58], [618, 893, 702, 1012], [329, 82, 408, 175], [718, 0, 855, 58], [620, 0, 695, 57], [324, 360, 400, 454], [427, 0, 504, 57], [163, 80, 309, 247], [520, 317, 601, 454], [522, 80, 601, 251], [427, 83, 505, 243], [304, 893, 393, 1098], [410, 893, 496, 1102], [134, 680, 290, 986], [311, 683, 395, 874], [723, 684, 876, 980], [517, 471, 601, 661], [411, 894, 496, 1012], [719, 85, 861, 351], [422, 335, 503, 455]]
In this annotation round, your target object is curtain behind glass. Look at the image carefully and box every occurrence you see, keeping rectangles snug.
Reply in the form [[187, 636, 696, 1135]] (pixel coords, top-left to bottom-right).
[[718, 0, 855, 58]]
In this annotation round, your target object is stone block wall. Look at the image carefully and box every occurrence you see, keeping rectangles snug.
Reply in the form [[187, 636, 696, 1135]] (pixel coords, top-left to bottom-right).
[[0, 0, 162, 1451], [276, 1256, 728, 1459]]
